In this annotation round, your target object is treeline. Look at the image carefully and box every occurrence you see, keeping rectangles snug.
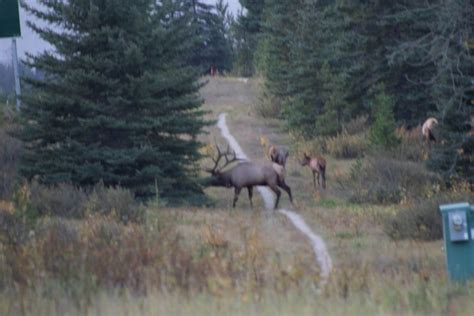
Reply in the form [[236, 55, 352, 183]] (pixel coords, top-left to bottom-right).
[[13, 0, 238, 204], [234, 0, 473, 186]]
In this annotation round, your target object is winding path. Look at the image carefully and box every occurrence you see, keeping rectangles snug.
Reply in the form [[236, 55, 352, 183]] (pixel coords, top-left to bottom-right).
[[217, 113, 333, 287]]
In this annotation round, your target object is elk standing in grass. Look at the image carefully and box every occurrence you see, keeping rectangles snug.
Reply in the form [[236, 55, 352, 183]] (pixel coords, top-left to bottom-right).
[[422, 117, 438, 147], [268, 145, 289, 167], [206, 145, 293, 209], [301, 153, 326, 190]]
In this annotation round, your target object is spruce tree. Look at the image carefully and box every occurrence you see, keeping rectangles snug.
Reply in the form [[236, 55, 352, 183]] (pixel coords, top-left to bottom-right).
[[424, 0, 474, 186], [18, 0, 209, 202], [368, 85, 400, 150], [187, 0, 233, 74], [232, 0, 265, 76]]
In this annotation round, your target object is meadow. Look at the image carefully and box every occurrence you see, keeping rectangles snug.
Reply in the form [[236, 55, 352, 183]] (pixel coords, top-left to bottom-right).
[[0, 77, 473, 315]]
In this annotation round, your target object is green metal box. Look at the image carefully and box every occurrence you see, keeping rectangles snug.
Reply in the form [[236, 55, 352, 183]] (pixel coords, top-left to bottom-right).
[[439, 202, 474, 282], [0, 0, 22, 38]]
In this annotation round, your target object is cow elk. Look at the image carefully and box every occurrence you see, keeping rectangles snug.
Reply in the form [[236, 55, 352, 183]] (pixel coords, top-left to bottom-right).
[[301, 153, 326, 190], [268, 145, 289, 167], [206, 145, 293, 209], [421, 117, 438, 147]]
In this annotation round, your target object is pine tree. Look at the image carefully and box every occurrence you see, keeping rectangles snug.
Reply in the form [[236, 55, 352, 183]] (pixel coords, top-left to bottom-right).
[[18, 0, 209, 203], [232, 0, 265, 76], [368, 85, 400, 150], [257, 0, 296, 98], [187, 0, 233, 74], [424, 0, 474, 186]]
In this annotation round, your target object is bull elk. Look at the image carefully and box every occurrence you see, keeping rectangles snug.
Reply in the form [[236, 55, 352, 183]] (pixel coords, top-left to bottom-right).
[[206, 145, 293, 209], [301, 153, 326, 190]]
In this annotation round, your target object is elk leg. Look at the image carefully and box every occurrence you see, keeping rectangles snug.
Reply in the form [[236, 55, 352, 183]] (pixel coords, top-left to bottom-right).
[[247, 186, 253, 208], [278, 182, 293, 205], [321, 169, 326, 189], [269, 185, 281, 210], [233, 187, 242, 208], [312, 171, 317, 189]]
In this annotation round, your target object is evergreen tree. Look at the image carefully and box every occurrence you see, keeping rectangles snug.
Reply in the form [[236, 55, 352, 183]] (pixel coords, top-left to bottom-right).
[[316, 62, 351, 136], [283, 0, 352, 137], [18, 0, 209, 202], [368, 85, 400, 150], [423, 0, 474, 186], [232, 0, 265, 76], [187, 0, 233, 74]]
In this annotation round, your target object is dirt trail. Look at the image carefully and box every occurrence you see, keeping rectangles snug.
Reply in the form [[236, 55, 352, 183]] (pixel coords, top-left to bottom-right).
[[217, 112, 332, 287]]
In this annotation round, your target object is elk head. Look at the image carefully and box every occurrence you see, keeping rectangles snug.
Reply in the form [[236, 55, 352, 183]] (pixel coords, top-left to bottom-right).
[[301, 152, 311, 166], [205, 144, 240, 187]]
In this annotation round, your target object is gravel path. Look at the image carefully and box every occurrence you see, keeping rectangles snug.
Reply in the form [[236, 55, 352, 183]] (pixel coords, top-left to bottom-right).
[[217, 113, 332, 287]]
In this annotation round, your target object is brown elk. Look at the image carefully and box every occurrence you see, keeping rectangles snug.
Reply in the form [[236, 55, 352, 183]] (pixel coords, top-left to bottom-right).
[[421, 117, 438, 146], [301, 153, 326, 190], [206, 145, 293, 209], [268, 145, 289, 167]]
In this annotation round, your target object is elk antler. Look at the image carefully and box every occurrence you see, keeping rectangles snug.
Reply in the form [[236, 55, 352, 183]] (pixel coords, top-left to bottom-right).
[[206, 143, 240, 174]]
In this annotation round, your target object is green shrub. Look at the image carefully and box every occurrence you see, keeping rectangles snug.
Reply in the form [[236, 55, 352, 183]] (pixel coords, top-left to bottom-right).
[[28, 181, 88, 218], [369, 86, 400, 150], [384, 193, 474, 240], [85, 182, 143, 224], [325, 130, 369, 159], [0, 129, 22, 199], [343, 115, 369, 136], [343, 153, 441, 204], [256, 92, 282, 118], [18, 181, 142, 223]]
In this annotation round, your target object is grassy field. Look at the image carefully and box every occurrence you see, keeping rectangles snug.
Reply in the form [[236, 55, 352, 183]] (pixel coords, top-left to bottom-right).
[[1, 77, 473, 315]]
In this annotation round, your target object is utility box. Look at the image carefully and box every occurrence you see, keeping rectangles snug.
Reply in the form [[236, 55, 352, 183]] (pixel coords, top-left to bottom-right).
[[439, 202, 474, 282]]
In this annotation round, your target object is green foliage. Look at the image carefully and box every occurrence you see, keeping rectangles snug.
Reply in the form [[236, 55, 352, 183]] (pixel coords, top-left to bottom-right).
[[384, 193, 473, 241], [187, 0, 233, 74], [231, 0, 265, 76], [325, 131, 368, 159], [27, 181, 88, 219], [368, 86, 400, 150], [17, 0, 209, 202], [254, 0, 473, 190], [423, 0, 474, 185], [0, 111, 22, 200], [12, 181, 142, 223], [343, 154, 441, 205], [84, 182, 143, 224]]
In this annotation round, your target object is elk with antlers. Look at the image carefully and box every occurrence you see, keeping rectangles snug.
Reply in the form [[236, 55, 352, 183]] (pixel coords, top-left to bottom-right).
[[301, 153, 326, 190], [206, 145, 293, 209]]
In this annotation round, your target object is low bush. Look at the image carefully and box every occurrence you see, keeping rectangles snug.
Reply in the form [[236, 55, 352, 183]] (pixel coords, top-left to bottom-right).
[[256, 92, 283, 118], [342, 153, 441, 204], [28, 181, 88, 218], [0, 129, 22, 199], [13, 181, 142, 223], [85, 182, 143, 223], [0, 214, 319, 296], [384, 193, 474, 240], [325, 130, 369, 159], [342, 115, 369, 136]]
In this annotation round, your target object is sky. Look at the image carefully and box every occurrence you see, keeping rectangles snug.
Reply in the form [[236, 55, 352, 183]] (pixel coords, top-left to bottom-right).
[[0, 0, 242, 64]]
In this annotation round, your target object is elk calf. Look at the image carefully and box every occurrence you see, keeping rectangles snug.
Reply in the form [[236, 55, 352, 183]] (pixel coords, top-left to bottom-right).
[[207, 145, 293, 209], [301, 153, 326, 190]]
